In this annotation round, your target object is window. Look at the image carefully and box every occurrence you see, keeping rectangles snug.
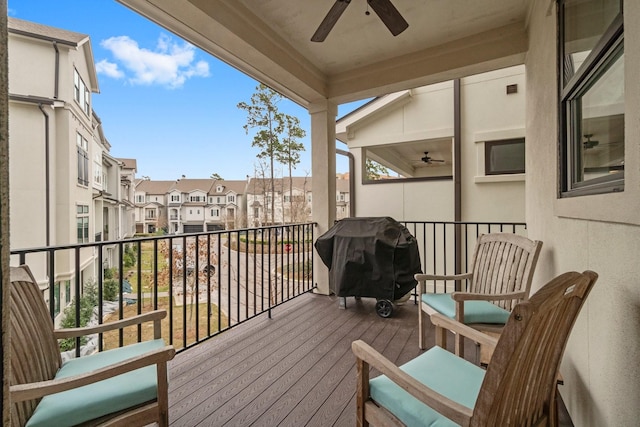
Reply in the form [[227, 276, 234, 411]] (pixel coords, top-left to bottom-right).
[[54, 282, 60, 316], [209, 197, 213, 203], [254, 207, 259, 217], [73, 69, 90, 115], [217, 196, 222, 204], [93, 153, 102, 186], [65, 280, 71, 304], [190, 195, 204, 202], [211, 209, 219, 217], [559, 0, 624, 196], [171, 195, 180, 202], [227, 194, 235, 203], [76, 133, 89, 186], [145, 209, 156, 219], [76, 204, 89, 243], [136, 195, 145, 203], [484, 138, 525, 175]]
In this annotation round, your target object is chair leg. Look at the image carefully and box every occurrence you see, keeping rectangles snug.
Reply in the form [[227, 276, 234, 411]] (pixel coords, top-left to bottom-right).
[[157, 363, 170, 427], [356, 358, 370, 427], [418, 304, 425, 349]]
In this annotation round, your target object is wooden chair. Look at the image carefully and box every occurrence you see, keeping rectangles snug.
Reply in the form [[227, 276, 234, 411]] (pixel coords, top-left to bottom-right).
[[353, 270, 597, 427], [9, 265, 176, 427], [415, 233, 542, 358]]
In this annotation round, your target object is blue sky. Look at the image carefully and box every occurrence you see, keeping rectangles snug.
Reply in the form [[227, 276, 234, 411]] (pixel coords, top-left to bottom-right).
[[9, 0, 365, 180]]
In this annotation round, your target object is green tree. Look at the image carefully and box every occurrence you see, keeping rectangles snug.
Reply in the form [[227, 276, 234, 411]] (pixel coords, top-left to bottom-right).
[[276, 114, 306, 223], [210, 173, 223, 180], [238, 83, 285, 225], [366, 158, 390, 180]]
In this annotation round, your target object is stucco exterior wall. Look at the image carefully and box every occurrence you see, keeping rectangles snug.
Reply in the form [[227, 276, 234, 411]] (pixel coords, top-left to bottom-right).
[[460, 66, 526, 222], [526, 0, 640, 425], [346, 67, 526, 225]]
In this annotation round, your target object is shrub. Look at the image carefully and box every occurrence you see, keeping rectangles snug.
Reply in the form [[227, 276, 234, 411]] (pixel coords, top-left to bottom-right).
[[103, 279, 119, 301], [123, 244, 137, 268], [58, 281, 99, 351]]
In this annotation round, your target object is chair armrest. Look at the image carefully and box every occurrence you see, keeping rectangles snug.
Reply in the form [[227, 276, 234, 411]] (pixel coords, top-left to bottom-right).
[[451, 291, 526, 302], [352, 340, 473, 426], [10, 345, 175, 402], [430, 313, 499, 350], [53, 310, 167, 339]]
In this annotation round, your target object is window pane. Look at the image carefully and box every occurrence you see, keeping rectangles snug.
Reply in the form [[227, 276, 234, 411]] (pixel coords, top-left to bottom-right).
[[563, 0, 621, 84], [77, 218, 83, 242], [485, 139, 525, 175], [571, 47, 624, 187]]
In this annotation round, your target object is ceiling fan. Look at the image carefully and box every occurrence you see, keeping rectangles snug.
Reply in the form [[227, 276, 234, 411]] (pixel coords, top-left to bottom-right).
[[421, 152, 445, 164], [311, 0, 409, 42], [583, 134, 599, 150]]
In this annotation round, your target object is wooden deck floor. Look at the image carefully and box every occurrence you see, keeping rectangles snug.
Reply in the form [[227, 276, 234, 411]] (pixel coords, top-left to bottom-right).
[[166, 292, 571, 427]]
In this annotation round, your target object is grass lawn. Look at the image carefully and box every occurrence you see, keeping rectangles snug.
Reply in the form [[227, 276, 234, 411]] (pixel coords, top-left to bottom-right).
[[123, 240, 170, 293], [102, 296, 228, 351]]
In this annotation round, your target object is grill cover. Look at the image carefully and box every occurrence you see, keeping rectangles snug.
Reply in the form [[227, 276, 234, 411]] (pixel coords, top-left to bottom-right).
[[315, 217, 422, 300]]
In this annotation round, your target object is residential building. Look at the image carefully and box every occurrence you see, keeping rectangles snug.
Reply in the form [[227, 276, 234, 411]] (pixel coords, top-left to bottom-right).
[[337, 66, 526, 223], [134, 178, 247, 233], [246, 176, 350, 226], [7, 17, 135, 320]]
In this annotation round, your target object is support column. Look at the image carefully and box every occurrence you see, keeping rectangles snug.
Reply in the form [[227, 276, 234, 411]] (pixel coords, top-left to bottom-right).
[[309, 99, 337, 295], [1, 1, 10, 423]]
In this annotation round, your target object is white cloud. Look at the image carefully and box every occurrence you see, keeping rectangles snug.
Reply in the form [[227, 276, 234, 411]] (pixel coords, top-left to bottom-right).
[[96, 59, 124, 79], [99, 34, 210, 89]]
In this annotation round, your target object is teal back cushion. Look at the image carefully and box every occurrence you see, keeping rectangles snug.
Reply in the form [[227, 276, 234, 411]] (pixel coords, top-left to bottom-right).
[[26, 339, 165, 427], [369, 346, 485, 427], [422, 293, 510, 324]]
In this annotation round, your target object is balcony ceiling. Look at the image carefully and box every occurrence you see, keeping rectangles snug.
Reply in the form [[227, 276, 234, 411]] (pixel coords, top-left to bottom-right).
[[117, 0, 531, 107]]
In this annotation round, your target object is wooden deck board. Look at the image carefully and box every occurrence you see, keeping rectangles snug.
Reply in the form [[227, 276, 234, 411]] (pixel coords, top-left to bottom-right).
[[167, 293, 463, 427]]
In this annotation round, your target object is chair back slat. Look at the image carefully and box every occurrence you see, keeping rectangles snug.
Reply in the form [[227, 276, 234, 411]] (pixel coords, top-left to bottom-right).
[[10, 266, 62, 426], [470, 233, 542, 310], [471, 270, 597, 426]]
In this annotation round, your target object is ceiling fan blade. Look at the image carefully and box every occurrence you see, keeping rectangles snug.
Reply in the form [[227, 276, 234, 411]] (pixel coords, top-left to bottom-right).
[[311, 0, 351, 42], [367, 0, 409, 36]]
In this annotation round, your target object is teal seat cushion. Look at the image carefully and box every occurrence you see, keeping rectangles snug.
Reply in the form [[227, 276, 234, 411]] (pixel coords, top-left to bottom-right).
[[369, 346, 485, 427], [422, 293, 510, 324], [26, 339, 165, 427]]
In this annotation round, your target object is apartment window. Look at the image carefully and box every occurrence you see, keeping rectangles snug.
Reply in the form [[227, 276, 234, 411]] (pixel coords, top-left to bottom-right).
[[190, 195, 203, 202], [76, 133, 89, 186], [211, 209, 219, 217], [76, 204, 89, 243], [559, 0, 624, 196], [227, 194, 235, 203], [65, 280, 71, 304], [484, 138, 525, 175], [136, 195, 145, 203], [54, 282, 60, 316], [209, 197, 213, 203], [146, 209, 156, 219], [93, 153, 102, 186], [254, 207, 259, 217], [171, 195, 180, 202], [73, 69, 90, 115]]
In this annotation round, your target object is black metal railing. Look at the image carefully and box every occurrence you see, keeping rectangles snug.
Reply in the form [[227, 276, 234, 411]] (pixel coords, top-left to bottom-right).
[[10, 219, 525, 359], [400, 221, 527, 294], [11, 223, 316, 357]]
